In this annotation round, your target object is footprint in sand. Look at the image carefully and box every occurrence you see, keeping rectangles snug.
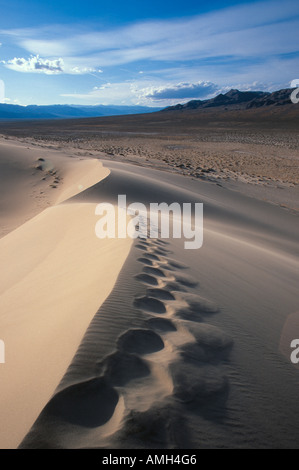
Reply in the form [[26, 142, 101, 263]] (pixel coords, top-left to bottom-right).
[[146, 288, 176, 301], [135, 243, 150, 251], [132, 239, 233, 412], [178, 323, 233, 365], [169, 362, 229, 404], [183, 293, 219, 312], [137, 257, 154, 266], [142, 253, 161, 261], [136, 252, 197, 289], [163, 280, 187, 292], [135, 273, 159, 286], [135, 238, 149, 245], [153, 247, 172, 256], [174, 308, 202, 322], [117, 328, 165, 355], [152, 239, 169, 246], [41, 377, 119, 428], [175, 293, 219, 319], [146, 317, 177, 333], [168, 259, 188, 270], [97, 350, 151, 387], [134, 296, 167, 314], [172, 293, 220, 323], [185, 323, 233, 350], [171, 273, 199, 288], [142, 266, 167, 278], [116, 404, 174, 447]]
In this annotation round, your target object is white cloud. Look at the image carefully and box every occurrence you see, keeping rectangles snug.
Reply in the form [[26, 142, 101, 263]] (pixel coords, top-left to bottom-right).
[[1, 55, 97, 75], [143, 81, 219, 100], [3, 55, 64, 74], [69, 66, 97, 74]]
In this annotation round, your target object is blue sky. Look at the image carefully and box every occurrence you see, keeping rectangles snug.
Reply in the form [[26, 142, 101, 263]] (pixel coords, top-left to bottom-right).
[[0, 0, 298, 106]]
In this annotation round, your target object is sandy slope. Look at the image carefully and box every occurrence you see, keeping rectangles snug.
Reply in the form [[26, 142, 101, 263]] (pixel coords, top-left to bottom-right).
[[0, 143, 132, 448], [0, 135, 298, 449], [0, 137, 110, 238], [20, 161, 299, 450]]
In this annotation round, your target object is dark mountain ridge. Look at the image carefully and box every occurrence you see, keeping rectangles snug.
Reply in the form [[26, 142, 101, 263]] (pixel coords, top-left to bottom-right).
[[163, 88, 295, 111]]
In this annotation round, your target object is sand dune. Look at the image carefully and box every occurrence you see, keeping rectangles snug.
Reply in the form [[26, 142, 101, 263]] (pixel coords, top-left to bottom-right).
[[0, 135, 298, 448], [17, 160, 299, 449], [0, 137, 109, 238], [0, 143, 132, 448]]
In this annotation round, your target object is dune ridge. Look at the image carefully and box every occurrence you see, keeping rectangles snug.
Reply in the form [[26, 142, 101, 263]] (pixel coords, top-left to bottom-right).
[[0, 137, 110, 238], [20, 235, 233, 449], [19, 161, 299, 449], [0, 142, 132, 449]]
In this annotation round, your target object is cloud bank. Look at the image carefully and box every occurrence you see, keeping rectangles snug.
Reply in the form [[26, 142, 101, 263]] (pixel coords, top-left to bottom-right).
[[144, 82, 219, 100]]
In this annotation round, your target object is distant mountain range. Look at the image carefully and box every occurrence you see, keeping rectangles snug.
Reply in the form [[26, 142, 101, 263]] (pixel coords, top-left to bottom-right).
[[163, 88, 294, 111], [0, 104, 163, 120], [0, 88, 295, 120]]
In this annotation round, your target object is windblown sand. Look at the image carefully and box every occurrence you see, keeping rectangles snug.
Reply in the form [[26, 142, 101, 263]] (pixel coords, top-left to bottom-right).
[[19, 160, 299, 450], [0, 113, 298, 449]]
